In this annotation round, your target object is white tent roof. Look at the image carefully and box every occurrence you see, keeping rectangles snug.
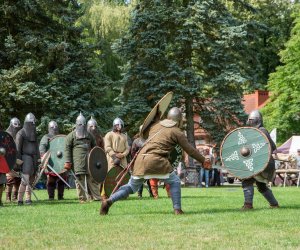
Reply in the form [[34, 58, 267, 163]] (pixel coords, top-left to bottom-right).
[[276, 136, 300, 155]]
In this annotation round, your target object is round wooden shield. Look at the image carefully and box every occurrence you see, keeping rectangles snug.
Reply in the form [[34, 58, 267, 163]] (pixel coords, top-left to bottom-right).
[[88, 146, 108, 183], [140, 91, 173, 138], [0, 131, 16, 171], [48, 135, 66, 174], [170, 145, 183, 168], [220, 127, 271, 180], [103, 166, 130, 197]]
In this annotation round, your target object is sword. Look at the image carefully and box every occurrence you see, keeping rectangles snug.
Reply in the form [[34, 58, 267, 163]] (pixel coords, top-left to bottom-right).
[[47, 164, 71, 188], [69, 170, 89, 197], [32, 151, 51, 187]]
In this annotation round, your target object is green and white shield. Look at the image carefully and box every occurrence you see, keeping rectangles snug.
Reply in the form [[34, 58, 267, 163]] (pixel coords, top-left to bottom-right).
[[220, 127, 271, 180], [48, 135, 66, 174]]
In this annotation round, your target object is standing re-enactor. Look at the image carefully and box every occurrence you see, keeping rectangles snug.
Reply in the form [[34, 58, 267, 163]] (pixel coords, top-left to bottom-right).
[[87, 116, 104, 150], [40, 120, 66, 200], [5, 118, 22, 202], [104, 118, 129, 169], [101, 118, 129, 199], [64, 113, 100, 203], [16, 113, 40, 205], [100, 107, 210, 215], [241, 110, 279, 210]]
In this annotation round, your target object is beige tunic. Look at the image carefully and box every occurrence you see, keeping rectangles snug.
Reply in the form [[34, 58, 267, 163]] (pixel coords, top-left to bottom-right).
[[104, 131, 129, 170], [132, 120, 205, 176]]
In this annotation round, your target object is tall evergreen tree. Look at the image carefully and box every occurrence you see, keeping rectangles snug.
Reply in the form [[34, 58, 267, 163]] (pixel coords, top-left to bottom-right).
[[0, 0, 107, 133], [116, 0, 248, 145]]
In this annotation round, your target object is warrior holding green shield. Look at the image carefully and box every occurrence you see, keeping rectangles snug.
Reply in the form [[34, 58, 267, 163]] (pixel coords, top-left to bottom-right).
[[241, 110, 279, 210]]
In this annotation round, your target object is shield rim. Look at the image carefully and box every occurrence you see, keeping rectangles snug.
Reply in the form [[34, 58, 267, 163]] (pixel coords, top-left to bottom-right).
[[88, 146, 108, 183], [0, 131, 17, 170], [140, 91, 173, 138], [48, 134, 66, 174], [220, 126, 271, 180], [103, 165, 130, 197]]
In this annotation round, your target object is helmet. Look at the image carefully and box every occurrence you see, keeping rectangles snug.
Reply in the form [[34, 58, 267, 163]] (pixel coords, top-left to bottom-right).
[[113, 117, 124, 128], [167, 107, 182, 124], [6, 117, 21, 140], [24, 113, 36, 124], [48, 120, 59, 136], [246, 110, 263, 128], [87, 116, 98, 128], [23, 113, 37, 141], [75, 112, 88, 139], [10, 117, 21, 128], [76, 112, 86, 125]]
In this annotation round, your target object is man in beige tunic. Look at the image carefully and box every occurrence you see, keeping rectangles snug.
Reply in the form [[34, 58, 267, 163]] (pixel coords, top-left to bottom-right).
[[100, 107, 210, 215], [101, 117, 129, 198]]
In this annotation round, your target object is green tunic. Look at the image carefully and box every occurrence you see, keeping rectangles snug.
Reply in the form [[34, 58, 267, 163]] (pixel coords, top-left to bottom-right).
[[64, 131, 96, 175]]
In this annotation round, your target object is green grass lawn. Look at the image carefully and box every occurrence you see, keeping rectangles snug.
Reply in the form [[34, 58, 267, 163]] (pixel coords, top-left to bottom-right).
[[1, 186, 300, 250]]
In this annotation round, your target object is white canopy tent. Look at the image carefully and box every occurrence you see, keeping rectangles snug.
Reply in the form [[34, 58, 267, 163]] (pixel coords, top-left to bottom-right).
[[276, 136, 300, 155]]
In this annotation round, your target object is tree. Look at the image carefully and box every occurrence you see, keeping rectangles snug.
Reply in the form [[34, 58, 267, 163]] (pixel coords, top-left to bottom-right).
[[226, 0, 295, 92], [263, 5, 300, 143], [115, 0, 248, 146], [0, 0, 107, 134]]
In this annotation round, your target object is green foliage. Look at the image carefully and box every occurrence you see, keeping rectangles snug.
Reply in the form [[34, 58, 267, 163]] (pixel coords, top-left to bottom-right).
[[263, 5, 300, 143], [226, 0, 295, 92], [0, 0, 108, 134], [115, 0, 248, 144]]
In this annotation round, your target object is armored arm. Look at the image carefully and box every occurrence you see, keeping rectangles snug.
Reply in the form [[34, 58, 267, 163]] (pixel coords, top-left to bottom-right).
[[64, 133, 73, 164], [39, 135, 49, 156]]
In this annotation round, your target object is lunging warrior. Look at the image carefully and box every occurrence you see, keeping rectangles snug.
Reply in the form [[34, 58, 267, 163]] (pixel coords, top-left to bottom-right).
[[100, 107, 210, 215]]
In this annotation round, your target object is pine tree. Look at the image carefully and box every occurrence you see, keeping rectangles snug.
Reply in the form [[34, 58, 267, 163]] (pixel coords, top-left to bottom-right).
[[0, 0, 106, 133], [116, 0, 248, 145]]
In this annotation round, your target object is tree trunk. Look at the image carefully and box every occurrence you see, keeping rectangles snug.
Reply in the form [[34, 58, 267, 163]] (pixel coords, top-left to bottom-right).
[[185, 96, 196, 167]]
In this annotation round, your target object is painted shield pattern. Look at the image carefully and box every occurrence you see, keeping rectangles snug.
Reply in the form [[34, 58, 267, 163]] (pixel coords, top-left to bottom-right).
[[0, 131, 17, 171], [220, 127, 271, 180]]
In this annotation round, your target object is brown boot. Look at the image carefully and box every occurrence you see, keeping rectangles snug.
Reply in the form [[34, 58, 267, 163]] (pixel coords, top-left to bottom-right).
[[270, 204, 279, 209], [241, 202, 253, 211], [100, 199, 112, 215], [174, 209, 184, 215]]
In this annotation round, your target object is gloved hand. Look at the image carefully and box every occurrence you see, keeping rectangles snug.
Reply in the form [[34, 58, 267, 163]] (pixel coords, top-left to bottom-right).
[[64, 162, 72, 170], [112, 154, 121, 166]]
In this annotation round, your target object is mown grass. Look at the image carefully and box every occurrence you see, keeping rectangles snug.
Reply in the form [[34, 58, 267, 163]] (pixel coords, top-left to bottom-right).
[[1, 186, 300, 250]]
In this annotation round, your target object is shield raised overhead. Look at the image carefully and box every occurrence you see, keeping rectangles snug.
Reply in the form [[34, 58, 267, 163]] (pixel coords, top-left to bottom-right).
[[140, 92, 173, 138], [104, 165, 130, 197], [48, 135, 66, 174], [220, 127, 271, 180], [88, 146, 108, 183], [0, 131, 16, 172]]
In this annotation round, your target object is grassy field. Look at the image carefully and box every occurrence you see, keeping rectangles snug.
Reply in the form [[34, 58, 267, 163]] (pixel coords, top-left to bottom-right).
[[1, 186, 300, 250]]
